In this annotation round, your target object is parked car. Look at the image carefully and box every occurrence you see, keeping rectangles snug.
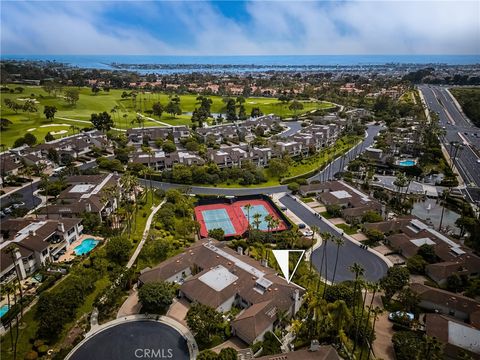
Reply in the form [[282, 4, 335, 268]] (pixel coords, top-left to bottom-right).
[[302, 229, 314, 237], [280, 206, 287, 211], [388, 311, 414, 322], [12, 202, 25, 209], [298, 223, 306, 229], [4, 207, 12, 214]]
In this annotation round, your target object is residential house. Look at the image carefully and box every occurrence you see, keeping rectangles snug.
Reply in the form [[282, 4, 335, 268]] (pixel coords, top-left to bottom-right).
[[411, 283, 480, 328], [0, 217, 83, 284], [300, 180, 383, 224], [254, 345, 340, 360], [139, 239, 305, 344], [365, 217, 480, 284], [37, 174, 120, 220], [425, 314, 480, 359], [0, 153, 24, 187]]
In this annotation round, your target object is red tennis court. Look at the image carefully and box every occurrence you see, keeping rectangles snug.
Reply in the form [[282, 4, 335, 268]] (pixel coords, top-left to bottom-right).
[[195, 199, 288, 238]]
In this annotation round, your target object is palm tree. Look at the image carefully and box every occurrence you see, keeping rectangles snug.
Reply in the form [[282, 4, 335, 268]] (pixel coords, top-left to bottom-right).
[[359, 282, 380, 360], [318, 232, 331, 298], [309, 225, 320, 271], [120, 173, 139, 231], [22, 166, 36, 219], [2, 282, 16, 357], [349, 263, 365, 353], [331, 236, 345, 284], [264, 214, 274, 242], [327, 300, 352, 343], [5, 244, 24, 360], [276, 308, 289, 333], [252, 213, 262, 231], [393, 172, 408, 209], [270, 218, 280, 242], [244, 204, 252, 240], [40, 174, 50, 219]]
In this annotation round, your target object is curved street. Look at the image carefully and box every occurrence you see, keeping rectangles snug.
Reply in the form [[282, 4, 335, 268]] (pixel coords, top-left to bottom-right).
[[279, 195, 389, 283]]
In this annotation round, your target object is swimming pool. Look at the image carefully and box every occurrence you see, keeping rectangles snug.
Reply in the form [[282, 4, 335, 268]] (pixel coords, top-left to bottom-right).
[[74, 238, 99, 256], [0, 304, 10, 318], [398, 159, 416, 167]]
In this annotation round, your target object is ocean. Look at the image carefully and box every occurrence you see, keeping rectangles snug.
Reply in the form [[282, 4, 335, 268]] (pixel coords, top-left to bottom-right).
[[2, 55, 479, 74]]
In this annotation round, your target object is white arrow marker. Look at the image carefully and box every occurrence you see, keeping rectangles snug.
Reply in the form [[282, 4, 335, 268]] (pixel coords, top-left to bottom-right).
[[272, 249, 305, 284]]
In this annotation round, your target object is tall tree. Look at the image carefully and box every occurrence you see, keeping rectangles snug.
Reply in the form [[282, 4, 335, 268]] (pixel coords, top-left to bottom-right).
[[64, 88, 80, 105], [331, 236, 345, 284], [288, 100, 304, 117], [43, 105, 57, 122], [90, 111, 114, 132]]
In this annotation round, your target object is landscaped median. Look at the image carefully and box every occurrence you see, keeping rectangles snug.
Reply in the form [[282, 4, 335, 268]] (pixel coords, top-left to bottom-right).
[[280, 134, 363, 184]]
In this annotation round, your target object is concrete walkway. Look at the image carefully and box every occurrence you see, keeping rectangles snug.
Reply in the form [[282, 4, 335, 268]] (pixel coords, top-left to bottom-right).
[[126, 199, 165, 269], [56, 116, 126, 132], [136, 113, 172, 127], [116, 287, 141, 318]]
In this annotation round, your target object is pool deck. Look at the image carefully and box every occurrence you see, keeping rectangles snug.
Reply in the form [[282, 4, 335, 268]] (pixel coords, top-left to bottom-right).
[[58, 234, 104, 262]]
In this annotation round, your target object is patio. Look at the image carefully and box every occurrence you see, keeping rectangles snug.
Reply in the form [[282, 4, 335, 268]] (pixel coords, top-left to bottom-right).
[[58, 234, 103, 262]]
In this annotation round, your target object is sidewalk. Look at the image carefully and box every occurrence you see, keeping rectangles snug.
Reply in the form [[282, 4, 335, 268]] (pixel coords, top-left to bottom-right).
[[126, 199, 165, 269]]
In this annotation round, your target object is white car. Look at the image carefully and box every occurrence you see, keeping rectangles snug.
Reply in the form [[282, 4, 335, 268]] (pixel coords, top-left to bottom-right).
[[302, 229, 314, 237], [12, 202, 25, 209]]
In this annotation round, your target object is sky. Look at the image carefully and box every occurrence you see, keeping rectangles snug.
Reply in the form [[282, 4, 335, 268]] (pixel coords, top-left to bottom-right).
[[1, 0, 479, 55]]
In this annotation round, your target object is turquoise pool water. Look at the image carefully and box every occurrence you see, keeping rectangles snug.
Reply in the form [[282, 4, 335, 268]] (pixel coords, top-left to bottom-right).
[[399, 159, 416, 167], [0, 304, 9, 318], [74, 238, 99, 256]]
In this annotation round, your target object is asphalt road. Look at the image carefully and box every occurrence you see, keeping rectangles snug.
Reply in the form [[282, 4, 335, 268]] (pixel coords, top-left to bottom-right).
[[279, 195, 389, 283], [68, 321, 190, 360], [279, 120, 303, 137], [418, 85, 480, 205], [308, 124, 383, 182]]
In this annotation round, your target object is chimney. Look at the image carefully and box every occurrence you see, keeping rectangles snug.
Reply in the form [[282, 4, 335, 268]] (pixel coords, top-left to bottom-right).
[[58, 222, 65, 233], [293, 289, 301, 313], [86, 203, 92, 212], [237, 246, 243, 256], [261, 258, 268, 268], [29, 230, 36, 236]]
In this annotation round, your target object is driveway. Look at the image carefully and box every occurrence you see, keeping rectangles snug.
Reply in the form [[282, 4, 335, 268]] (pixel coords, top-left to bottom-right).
[[279, 195, 389, 283], [166, 298, 190, 327]]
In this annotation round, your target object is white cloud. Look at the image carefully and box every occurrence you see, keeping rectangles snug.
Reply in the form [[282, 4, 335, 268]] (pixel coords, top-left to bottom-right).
[[1, 0, 478, 55], [0, 2, 174, 55]]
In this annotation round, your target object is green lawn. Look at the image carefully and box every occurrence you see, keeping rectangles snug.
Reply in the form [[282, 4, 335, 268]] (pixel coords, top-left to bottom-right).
[[335, 223, 358, 235], [128, 190, 162, 247], [301, 197, 315, 203], [1, 85, 334, 148], [0, 303, 40, 360], [188, 135, 361, 189], [284, 135, 362, 179], [320, 211, 333, 219]]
